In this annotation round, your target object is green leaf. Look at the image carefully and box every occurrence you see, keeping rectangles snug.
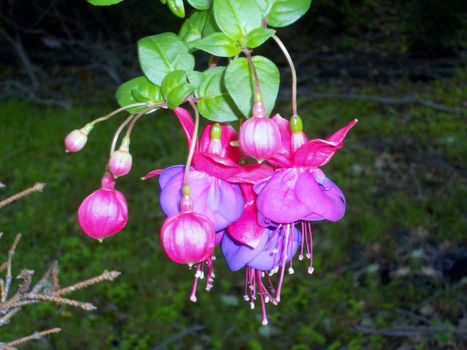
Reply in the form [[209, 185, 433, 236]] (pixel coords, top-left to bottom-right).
[[224, 55, 279, 117], [187, 0, 211, 10], [179, 11, 209, 45], [138, 33, 195, 85], [161, 70, 194, 109], [192, 33, 240, 57], [196, 67, 239, 122], [115, 76, 163, 113], [187, 71, 203, 89], [247, 28, 276, 48], [213, 0, 262, 40], [87, 0, 124, 5], [167, 0, 185, 18], [203, 8, 220, 36], [257, 0, 312, 27]]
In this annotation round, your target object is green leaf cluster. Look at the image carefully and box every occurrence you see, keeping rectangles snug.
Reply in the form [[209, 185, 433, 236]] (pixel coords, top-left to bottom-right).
[[114, 0, 313, 121]]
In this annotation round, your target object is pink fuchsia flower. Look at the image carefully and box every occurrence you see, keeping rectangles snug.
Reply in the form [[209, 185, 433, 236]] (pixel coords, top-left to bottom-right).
[[199, 122, 240, 162], [254, 116, 357, 273], [64, 124, 93, 153], [239, 103, 281, 163], [78, 172, 128, 241], [144, 108, 272, 232], [108, 136, 132, 177], [255, 117, 357, 225]]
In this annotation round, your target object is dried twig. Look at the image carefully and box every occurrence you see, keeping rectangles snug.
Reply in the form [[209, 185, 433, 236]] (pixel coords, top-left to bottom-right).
[[0, 183, 45, 210], [5, 327, 62, 347], [55, 270, 121, 296], [0, 234, 120, 348]]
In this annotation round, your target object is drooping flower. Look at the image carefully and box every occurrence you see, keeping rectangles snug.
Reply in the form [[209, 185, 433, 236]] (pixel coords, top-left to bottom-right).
[[144, 107, 272, 232], [254, 115, 357, 272], [255, 116, 357, 224], [160, 191, 217, 302], [64, 124, 93, 153], [239, 102, 281, 163], [78, 172, 128, 241], [108, 136, 132, 177]]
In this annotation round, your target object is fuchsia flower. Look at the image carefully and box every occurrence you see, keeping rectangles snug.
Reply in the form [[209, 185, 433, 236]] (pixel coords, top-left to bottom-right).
[[255, 115, 358, 225], [239, 102, 281, 163], [78, 172, 128, 240], [252, 115, 357, 272]]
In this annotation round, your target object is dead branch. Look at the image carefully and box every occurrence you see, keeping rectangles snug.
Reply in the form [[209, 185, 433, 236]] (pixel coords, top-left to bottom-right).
[[0, 183, 45, 210], [3, 327, 62, 348], [0, 233, 120, 348]]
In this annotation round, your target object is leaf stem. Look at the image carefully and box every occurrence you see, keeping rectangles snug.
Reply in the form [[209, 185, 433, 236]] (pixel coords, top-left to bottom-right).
[[272, 34, 298, 116]]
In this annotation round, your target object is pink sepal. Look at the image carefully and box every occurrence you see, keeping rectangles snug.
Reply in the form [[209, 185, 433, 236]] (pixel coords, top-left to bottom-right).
[[293, 119, 358, 167], [141, 169, 164, 180], [173, 107, 196, 150], [227, 185, 264, 248]]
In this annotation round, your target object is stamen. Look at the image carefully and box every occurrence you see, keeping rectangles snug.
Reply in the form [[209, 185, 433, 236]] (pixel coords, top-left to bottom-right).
[[275, 224, 290, 303]]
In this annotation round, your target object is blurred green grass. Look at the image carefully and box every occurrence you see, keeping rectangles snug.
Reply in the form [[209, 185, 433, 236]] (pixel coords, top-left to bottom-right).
[[0, 69, 466, 349]]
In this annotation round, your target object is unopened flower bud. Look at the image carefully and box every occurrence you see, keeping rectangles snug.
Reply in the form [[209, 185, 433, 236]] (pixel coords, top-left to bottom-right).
[[161, 211, 216, 265], [64, 123, 93, 153], [239, 103, 281, 163], [78, 172, 128, 241], [108, 137, 132, 177]]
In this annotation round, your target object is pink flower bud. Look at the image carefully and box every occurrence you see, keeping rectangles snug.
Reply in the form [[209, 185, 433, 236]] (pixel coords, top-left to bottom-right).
[[108, 137, 132, 177], [289, 115, 307, 153], [291, 132, 307, 153], [239, 104, 281, 162], [64, 124, 93, 153], [160, 211, 216, 265], [78, 172, 128, 241]]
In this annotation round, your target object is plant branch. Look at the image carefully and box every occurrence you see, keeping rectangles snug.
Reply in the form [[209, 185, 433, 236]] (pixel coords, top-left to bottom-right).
[[0, 184, 45, 210]]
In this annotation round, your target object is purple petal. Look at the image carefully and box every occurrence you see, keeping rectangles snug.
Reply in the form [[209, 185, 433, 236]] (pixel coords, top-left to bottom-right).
[[247, 226, 301, 271], [255, 168, 310, 224], [221, 229, 269, 272]]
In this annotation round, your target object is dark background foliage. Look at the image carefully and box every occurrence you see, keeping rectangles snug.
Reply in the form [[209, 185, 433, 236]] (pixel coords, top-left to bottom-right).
[[0, 1, 466, 349]]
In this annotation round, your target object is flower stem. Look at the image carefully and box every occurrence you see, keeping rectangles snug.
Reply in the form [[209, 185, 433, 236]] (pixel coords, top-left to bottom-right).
[[243, 50, 263, 105], [91, 103, 148, 125], [109, 104, 164, 159], [109, 115, 134, 159], [272, 34, 298, 116], [183, 99, 200, 187]]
